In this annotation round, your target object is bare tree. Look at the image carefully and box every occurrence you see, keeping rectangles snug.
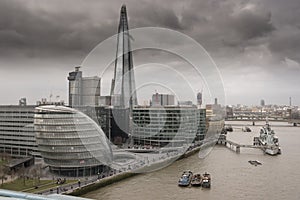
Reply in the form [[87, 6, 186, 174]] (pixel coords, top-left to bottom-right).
[[17, 166, 29, 186], [0, 165, 9, 186], [29, 164, 42, 186], [0, 153, 11, 186]]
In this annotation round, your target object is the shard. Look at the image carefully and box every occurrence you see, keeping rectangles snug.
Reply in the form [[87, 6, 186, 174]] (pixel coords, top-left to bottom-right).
[[111, 5, 138, 109]]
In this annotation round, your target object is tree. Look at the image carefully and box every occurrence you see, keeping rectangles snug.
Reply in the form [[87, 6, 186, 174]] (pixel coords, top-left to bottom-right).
[[0, 165, 9, 186], [29, 164, 42, 186], [17, 166, 29, 186], [0, 153, 11, 186]]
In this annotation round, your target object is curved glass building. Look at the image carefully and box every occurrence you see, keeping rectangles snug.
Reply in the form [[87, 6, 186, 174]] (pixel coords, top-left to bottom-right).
[[34, 105, 112, 177]]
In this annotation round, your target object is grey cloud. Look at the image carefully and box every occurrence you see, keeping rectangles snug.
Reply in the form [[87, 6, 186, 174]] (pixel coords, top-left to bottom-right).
[[0, 0, 300, 105], [0, 0, 119, 59], [128, 1, 182, 30], [0, 0, 282, 62], [269, 27, 300, 62], [230, 10, 275, 41]]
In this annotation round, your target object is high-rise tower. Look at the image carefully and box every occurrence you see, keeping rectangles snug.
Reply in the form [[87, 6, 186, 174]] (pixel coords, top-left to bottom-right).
[[111, 5, 138, 109], [68, 66, 101, 107]]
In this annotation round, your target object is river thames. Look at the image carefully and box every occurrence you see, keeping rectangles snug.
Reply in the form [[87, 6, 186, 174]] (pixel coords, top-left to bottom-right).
[[83, 121, 300, 200]]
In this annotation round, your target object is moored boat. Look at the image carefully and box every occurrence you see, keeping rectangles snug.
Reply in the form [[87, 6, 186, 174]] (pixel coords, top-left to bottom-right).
[[191, 174, 202, 187], [202, 172, 211, 188], [178, 170, 193, 187], [258, 121, 281, 155]]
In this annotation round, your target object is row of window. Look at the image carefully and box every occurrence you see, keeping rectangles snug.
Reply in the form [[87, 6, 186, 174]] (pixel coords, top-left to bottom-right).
[[36, 138, 102, 146], [0, 129, 33, 133], [0, 136, 35, 141], [34, 126, 98, 132], [34, 114, 83, 119], [38, 144, 102, 153], [45, 158, 103, 166]]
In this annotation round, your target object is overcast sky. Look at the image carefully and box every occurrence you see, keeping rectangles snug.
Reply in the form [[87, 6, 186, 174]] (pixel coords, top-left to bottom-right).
[[0, 0, 299, 106]]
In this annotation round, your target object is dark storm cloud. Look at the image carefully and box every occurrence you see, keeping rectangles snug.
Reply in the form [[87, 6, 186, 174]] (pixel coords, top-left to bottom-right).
[[269, 27, 300, 62], [178, 0, 276, 57], [0, 0, 300, 105], [0, 0, 291, 62], [128, 1, 182, 30], [230, 10, 275, 41], [0, 0, 119, 58]]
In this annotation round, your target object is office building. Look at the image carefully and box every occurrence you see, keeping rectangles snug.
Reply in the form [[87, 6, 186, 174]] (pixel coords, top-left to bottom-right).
[[0, 98, 65, 158], [68, 66, 101, 107], [178, 101, 193, 106], [132, 106, 203, 147], [197, 92, 202, 106], [0, 104, 37, 157], [98, 96, 112, 106], [152, 93, 175, 106], [261, 99, 265, 107], [196, 108, 206, 141]]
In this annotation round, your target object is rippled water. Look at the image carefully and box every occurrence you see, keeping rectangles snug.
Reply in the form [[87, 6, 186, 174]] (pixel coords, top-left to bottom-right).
[[83, 121, 300, 200]]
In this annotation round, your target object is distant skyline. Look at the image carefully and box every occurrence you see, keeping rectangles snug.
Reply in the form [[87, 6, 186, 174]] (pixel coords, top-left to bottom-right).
[[0, 0, 300, 106]]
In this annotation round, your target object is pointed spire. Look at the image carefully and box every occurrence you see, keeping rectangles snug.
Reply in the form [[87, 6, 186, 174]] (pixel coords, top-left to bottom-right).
[[111, 5, 138, 109]]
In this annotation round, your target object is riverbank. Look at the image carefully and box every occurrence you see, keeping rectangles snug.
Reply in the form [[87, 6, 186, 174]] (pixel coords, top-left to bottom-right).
[[67, 145, 203, 197], [68, 172, 137, 197]]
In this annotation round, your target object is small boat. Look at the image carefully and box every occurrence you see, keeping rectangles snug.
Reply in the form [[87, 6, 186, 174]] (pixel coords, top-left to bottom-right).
[[248, 160, 262, 166], [242, 126, 251, 132], [202, 172, 211, 188], [191, 174, 202, 187], [178, 170, 193, 187], [225, 125, 233, 132]]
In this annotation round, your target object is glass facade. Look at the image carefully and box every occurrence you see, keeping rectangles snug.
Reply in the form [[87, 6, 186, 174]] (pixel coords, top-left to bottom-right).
[[132, 106, 204, 147], [0, 105, 38, 157], [34, 105, 112, 177], [68, 67, 101, 107], [111, 5, 138, 109]]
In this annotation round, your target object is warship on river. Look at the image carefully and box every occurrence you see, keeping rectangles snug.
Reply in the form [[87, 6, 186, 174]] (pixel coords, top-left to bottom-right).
[[256, 121, 281, 155]]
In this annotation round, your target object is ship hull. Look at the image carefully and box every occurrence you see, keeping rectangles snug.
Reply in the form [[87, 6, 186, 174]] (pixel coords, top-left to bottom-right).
[[265, 147, 279, 155]]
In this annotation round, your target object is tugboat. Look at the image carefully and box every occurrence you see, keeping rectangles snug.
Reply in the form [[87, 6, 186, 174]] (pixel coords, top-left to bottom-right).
[[191, 174, 202, 187], [202, 172, 211, 188], [258, 121, 281, 155], [178, 171, 193, 187]]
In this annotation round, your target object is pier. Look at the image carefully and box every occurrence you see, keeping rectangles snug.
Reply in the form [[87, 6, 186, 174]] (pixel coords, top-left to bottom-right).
[[217, 134, 263, 153]]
